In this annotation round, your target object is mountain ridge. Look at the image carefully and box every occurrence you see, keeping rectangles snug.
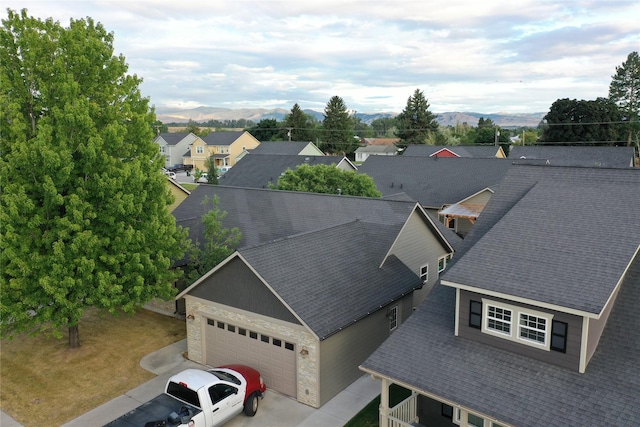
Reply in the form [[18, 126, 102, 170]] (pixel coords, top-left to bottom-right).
[[155, 106, 546, 128]]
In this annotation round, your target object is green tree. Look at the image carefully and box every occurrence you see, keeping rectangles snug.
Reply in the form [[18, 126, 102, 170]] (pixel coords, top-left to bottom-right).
[[395, 89, 439, 147], [371, 117, 397, 137], [248, 118, 284, 141], [272, 164, 381, 197], [203, 156, 219, 184], [151, 119, 168, 135], [352, 115, 375, 139], [183, 196, 241, 284], [609, 51, 640, 146], [0, 9, 188, 348], [284, 103, 317, 142], [321, 96, 357, 155], [474, 117, 509, 145], [540, 98, 624, 145]]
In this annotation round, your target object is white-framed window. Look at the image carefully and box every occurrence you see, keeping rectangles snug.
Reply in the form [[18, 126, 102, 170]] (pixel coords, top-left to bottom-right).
[[420, 264, 428, 283], [481, 299, 552, 350], [438, 256, 447, 273], [453, 409, 489, 427], [196, 146, 204, 154], [388, 306, 398, 331], [486, 305, 512, 335], [160, 145, 166, 153]]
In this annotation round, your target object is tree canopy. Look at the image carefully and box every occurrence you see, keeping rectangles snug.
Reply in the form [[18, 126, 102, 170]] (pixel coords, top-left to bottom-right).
[[0, 9, 187, 348], [540, 98, 625, 145], [321, 96, 357, 155], [395, 89, 439, 146], [247, 118, 284, 141], [609, 51, 640, 146], [284, 103, 317, 142], [272, 164, 381, 197]]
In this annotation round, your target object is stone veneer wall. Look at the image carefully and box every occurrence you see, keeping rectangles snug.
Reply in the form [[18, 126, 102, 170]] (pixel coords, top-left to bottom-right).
[[184, 296, 321, 408]]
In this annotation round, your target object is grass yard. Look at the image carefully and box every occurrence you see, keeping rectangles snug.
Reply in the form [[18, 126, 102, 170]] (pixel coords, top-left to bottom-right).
[[344, 384, 412, 427], [0, 308, 186, 427]]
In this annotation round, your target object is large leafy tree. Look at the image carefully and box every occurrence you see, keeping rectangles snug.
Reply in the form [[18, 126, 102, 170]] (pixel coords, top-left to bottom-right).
[[284, 103, 317, 142], [540, 98, 624, 145], [395, 89, 439, 147], [0, 9, 188, 348], [272, 164, 381, 197], [609, 51, 640, 146], [247, 118, 284, 141], [321, 96, 357, 155], [474, 117, 509, 145]]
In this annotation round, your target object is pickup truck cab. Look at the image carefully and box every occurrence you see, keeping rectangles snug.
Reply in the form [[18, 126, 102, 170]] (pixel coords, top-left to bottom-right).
[[107, 365, 266, 427]]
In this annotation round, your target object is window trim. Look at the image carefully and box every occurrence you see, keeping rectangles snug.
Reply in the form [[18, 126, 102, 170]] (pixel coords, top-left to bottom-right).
[[388, 305, 398, 331], [438, 256, 447, 273], [419, 264, 428, 284], [196, 146, 204, 154], [469, 300, 482, 329], [550, 320, 568, 353], [481, 299, 552, 351]]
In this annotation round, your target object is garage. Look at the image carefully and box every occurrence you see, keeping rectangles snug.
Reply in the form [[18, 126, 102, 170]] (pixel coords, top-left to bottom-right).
[[204, 318, 297, 397]]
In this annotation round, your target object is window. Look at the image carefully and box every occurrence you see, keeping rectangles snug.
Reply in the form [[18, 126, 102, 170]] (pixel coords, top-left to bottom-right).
[[273, 339, 282, 347], [239, 328, 246, 336], [261, 334, 269, 343], [441, 403, 453, 419], [420, 264, 428, 283], [227, 324, 235, 333], [486, 305, 512, 335], [438, 256, 447, 273], [285, 342, 294, 351], [249, 331, 258, 339], [388, 306, 398, 331], [196, 146, 204, 154], [518, 313, 547, 345], [160, 145, 166, 153], [468, 413, 485, 427], [469, 300, 482, 329], [551, 320, 568, 353], [217, 321, 225, 329]]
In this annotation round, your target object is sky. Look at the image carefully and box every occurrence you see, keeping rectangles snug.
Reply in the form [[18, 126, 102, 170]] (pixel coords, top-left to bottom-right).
[[3, 0, 639, 114]]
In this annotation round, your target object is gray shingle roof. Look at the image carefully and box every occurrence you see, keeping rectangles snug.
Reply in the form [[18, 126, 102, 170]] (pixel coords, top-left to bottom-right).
[[508, 145, 636, 168], [155, 132, 190, 145], [443, 165, 640, 314], [201, 131, 245, 146], [403, 145, 501, 158], [361, 257, 640, 427], [240, 221, 421, 339], [358, 157, 512, 207], [218, 154, 345, 188], [249, 141, 318, 155], [172, 186, 424, 250]]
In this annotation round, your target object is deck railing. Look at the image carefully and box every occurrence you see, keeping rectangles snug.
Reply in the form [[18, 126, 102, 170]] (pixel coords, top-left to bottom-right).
[[383, 392, 419, 427]]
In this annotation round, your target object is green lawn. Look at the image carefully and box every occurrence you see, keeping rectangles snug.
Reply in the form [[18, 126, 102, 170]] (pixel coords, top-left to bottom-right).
[[344, 384, 412, 427]]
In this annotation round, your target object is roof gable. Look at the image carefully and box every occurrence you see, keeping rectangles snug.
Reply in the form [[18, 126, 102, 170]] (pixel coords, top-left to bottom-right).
[[249, 141, 323, 155]]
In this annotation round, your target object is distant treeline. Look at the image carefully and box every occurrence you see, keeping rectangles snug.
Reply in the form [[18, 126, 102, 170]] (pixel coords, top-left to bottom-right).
[[164, 119, 256, 128]]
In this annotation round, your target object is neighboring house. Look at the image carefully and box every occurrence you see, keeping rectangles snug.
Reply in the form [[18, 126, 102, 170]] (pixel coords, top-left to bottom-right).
[[218, 154, 356, 189], [172, 186, 457, 408], [361, 137, 401, 146], [355, 144, 398, 162], [358, 156, 512, 237], [154, 132, 200, 169], [166, 178, 191, 212], [360, 164, 640, 427], [248, 141, 324, 156], [189, 131, 260, 171], [403, 145, 507, 158], [509, 145, 636, 168]]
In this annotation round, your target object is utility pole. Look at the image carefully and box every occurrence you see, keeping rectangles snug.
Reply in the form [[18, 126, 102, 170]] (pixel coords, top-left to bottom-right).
[[494, 127, 500, 146], [287, 128, 292, 142]]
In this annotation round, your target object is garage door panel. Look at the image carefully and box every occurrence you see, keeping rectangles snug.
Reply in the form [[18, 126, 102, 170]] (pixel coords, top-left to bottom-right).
[[205, 318, 297, 397]]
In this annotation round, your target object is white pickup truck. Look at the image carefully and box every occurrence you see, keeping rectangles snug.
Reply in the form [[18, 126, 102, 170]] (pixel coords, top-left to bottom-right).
[[107, 365, 267, 427]]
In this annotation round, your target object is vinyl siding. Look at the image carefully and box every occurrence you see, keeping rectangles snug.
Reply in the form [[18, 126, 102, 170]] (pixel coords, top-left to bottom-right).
[[318, 295, 413, 406], [585, 277, 622, 368], [189, 257, 301, 325], [458, 290, 582, 370], [389, 211, 450, 306]]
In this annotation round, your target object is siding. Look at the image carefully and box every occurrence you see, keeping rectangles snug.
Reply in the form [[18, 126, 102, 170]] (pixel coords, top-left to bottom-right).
[[389, 211, 449, 306], [458, 290, 582, 370], [585, 278, 622, 368], [417, 395, 457, 427], [318, 295, 413, 406], [189, 257, 301, 325]]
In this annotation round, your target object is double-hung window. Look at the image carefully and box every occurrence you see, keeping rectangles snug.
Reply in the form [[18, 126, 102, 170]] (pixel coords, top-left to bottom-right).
[[196, 146, 204, 154], [481, 299, 553, 350], [519, 313, 546, 344], [388, 306, 398, 331], [486, 305, 512, 335], [420, 264, 428, 284]]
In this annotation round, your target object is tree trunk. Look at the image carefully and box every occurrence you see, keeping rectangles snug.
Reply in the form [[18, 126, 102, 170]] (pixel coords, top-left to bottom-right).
[[68, 324, 80, 349]]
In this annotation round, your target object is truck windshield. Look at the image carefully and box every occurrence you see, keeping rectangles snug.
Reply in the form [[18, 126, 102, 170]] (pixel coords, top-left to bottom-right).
[[166, 381, 201, 409]]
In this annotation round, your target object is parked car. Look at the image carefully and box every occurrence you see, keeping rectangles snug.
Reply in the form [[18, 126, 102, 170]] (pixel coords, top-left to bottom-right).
[[196, 173, 208, 183], [106, 365, 266, 427], [166, 171, 177, 180]]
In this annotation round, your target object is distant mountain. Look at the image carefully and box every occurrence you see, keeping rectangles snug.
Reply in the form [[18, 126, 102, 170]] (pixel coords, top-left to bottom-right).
[[156, 106, 545, 128]]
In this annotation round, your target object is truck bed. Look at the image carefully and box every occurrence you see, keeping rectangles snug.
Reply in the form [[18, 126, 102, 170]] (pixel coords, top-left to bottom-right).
[[105, 393, 202, 427]]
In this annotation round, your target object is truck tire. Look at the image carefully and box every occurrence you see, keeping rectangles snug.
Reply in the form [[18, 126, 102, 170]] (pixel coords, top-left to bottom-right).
[[244, 392, 259, 416]]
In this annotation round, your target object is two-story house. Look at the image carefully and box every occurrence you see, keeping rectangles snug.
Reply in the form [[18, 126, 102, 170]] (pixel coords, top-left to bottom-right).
[[153, 132, 200, 169], [171, 186, 460, 408], [360, 164, 640, 427], [189, 131, 260, 171]]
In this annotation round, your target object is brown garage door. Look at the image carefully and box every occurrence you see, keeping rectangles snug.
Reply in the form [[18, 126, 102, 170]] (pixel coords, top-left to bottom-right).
[[205, 318, 297, 397]]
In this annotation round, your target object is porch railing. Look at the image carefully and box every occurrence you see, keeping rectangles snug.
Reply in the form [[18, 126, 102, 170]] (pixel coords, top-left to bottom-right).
[[384, 392, 419, 427]]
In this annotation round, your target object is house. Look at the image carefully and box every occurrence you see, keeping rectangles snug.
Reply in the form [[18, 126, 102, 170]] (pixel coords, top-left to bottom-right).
[[403, 145, 507, 158], [166, 178, 191, 212], [360, 164, 640, 427], [189, 131, 260, 171], [172, 186, 458, 408], [355, 144, 398, 162], [248, 141, 324, 156], [153, 132, 200, 169], [509, 145, 636, 168], [218, 154, 356, 188], [358, 157, 512, 237], [361, 137, 401, 146]]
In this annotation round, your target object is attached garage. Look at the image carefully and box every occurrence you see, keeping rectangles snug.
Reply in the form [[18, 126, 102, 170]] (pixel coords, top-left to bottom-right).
[[204, 317, 297, 397]]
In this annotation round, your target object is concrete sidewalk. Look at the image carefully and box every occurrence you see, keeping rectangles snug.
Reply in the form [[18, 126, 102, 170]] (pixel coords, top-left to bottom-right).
[[3, 339, 381, 426]]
